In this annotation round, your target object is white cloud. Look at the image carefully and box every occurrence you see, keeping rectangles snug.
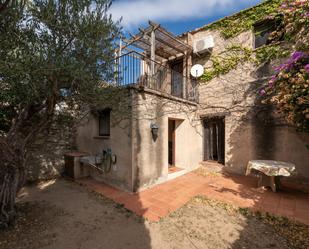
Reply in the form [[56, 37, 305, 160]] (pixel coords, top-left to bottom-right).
[[110, 0, 261, 30]]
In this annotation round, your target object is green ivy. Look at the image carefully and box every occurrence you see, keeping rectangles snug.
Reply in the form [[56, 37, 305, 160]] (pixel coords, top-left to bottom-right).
[[200, 44, 289, 82], [199, 0, 290, 82], [200, 45, 253, 82], [206, 0, 283, 39], [254, 44, 290, 64], [198, 0, 307, 82]]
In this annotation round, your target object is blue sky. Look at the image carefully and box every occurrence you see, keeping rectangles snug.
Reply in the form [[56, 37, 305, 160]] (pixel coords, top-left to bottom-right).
[[110, 0, 264, 35]]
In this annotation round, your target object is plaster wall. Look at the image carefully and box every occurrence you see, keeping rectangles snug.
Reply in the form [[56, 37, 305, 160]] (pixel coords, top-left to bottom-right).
[[76, 90, 133, 191], [131, 90, 203, 191]]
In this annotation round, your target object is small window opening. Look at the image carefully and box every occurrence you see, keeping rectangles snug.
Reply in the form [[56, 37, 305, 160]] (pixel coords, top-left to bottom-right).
[[98, 109, 111, 136], [254, 15, 283, 49]]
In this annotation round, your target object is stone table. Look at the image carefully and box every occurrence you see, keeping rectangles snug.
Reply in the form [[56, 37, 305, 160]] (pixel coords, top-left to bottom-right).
[[246, 160, 296, 192]]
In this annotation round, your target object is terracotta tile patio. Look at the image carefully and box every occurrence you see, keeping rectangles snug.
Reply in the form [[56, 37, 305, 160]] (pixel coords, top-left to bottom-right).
[[168, 166, 183, 173], [77, 172, 309, 224]]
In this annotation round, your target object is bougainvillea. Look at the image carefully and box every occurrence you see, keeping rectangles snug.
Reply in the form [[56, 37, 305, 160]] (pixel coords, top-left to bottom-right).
[[261, 51, 309, 132], [261, 0, 309, 132], [275, 0, 309, 53]]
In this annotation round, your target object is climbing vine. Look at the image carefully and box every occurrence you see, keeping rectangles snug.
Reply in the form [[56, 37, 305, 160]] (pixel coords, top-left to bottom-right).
[[200, 0, 307, 82], [200, 0, 309, 132], [255, 44, 290, 64], [200, 44, 290, 82], [200, 45, 253, 82], [200, 0, 291, 82], [207, 0, 283, 39]]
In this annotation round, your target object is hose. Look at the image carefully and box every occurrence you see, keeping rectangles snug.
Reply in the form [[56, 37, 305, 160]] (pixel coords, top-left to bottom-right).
[[103, 153, 112, 173]]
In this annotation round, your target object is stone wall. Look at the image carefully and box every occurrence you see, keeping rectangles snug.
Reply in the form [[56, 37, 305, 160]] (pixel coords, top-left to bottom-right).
[[183, 28, 309, 179], [26, 117, 75, 181]]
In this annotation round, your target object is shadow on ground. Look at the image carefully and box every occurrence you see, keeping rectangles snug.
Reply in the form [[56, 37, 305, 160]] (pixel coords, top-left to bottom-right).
[[1, 175, 308, 249], [0, 179, 152, 249]]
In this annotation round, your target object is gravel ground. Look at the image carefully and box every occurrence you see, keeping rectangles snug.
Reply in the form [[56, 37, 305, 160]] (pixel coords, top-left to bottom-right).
[[0, 179, 308, 249]]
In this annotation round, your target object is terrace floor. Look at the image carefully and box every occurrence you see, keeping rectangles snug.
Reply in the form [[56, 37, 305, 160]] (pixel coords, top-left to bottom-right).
[[77, 168, 309, 225]]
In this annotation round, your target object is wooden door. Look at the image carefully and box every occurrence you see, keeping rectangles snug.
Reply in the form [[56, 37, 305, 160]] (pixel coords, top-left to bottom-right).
[[168, 119, 176, 166], [170, 60, 183, 97], [203, 118, 225, 164]]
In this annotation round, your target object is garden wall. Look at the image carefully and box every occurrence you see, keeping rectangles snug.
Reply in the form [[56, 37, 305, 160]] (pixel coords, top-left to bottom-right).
[[26, 118, 75, 181]]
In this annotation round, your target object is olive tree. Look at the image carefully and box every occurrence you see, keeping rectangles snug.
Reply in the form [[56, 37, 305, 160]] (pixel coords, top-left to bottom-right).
[[0, 0, 120, 228]]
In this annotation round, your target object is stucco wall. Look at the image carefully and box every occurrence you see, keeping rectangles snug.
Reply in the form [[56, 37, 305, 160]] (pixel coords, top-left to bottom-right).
[[131, 89, 203, 191], [76, 89, 133, 191]]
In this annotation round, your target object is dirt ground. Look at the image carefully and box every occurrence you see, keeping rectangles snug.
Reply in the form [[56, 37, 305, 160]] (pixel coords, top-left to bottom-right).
[[0, 179, 308, 249]]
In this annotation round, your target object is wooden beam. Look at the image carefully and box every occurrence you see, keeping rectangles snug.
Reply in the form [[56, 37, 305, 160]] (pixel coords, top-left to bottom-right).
[[139, 26, 183, 56], [116, 21, 192, 60], [122, 47, 138, 54], [148, 20, 161, 30], [155, 47, 173, 59], [150, 30, 156, 76], [115, 30, 151, 53], [155, 36, 185, 54], [149, 20, 192, 51], [119, 37, 150, 52]]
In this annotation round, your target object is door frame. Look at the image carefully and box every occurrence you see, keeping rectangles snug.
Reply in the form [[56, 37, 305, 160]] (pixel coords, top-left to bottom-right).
[[203, 116, 225, 164], [168, 119, 176, 166]]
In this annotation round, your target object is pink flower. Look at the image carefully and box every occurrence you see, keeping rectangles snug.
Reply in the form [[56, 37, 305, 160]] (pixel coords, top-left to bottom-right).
[[268, 81, 274, 88], [291, 51, 305, 60], [259, 89, 266, 96], [275, 63, 288, 72], [304, 64, 309, 73], [268, 75, 277, 86]]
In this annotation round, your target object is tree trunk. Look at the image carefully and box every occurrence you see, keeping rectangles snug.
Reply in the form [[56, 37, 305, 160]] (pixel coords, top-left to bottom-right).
[[0, 91, 56, 229], [0, 137, 25, 229]]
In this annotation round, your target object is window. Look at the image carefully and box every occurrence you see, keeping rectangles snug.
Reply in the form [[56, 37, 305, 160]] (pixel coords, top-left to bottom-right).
[[98, 109, 111, 136], [253, 16, 283, 49]]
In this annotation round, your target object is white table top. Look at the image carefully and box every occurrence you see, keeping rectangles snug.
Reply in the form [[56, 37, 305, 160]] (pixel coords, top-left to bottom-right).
[[246, 160, 296, 177]]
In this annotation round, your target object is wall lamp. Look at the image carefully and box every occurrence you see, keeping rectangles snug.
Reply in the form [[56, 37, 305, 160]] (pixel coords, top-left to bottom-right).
[[150, 123, 159, 141]]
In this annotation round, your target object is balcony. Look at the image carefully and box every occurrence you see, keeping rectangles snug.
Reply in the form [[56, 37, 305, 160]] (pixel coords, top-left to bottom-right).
[[110, 51, 198, 102], [106, 21, 198, 102]]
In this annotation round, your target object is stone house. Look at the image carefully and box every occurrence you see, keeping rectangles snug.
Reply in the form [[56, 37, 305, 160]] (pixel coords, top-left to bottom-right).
[[28, 3, 309, 192]]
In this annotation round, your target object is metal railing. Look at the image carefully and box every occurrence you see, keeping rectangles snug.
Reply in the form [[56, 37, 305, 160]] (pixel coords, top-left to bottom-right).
[[107, 51, 198, 102]]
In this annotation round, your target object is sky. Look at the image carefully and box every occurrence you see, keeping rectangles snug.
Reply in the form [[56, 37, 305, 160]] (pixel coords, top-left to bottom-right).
[[110, 0, 264, 36]]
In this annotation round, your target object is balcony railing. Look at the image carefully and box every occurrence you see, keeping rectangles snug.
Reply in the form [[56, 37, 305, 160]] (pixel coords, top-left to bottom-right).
[[108, 51, 198, 102]]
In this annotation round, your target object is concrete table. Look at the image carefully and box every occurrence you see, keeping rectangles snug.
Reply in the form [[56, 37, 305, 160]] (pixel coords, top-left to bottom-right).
[[246, 160, 296, 192]]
